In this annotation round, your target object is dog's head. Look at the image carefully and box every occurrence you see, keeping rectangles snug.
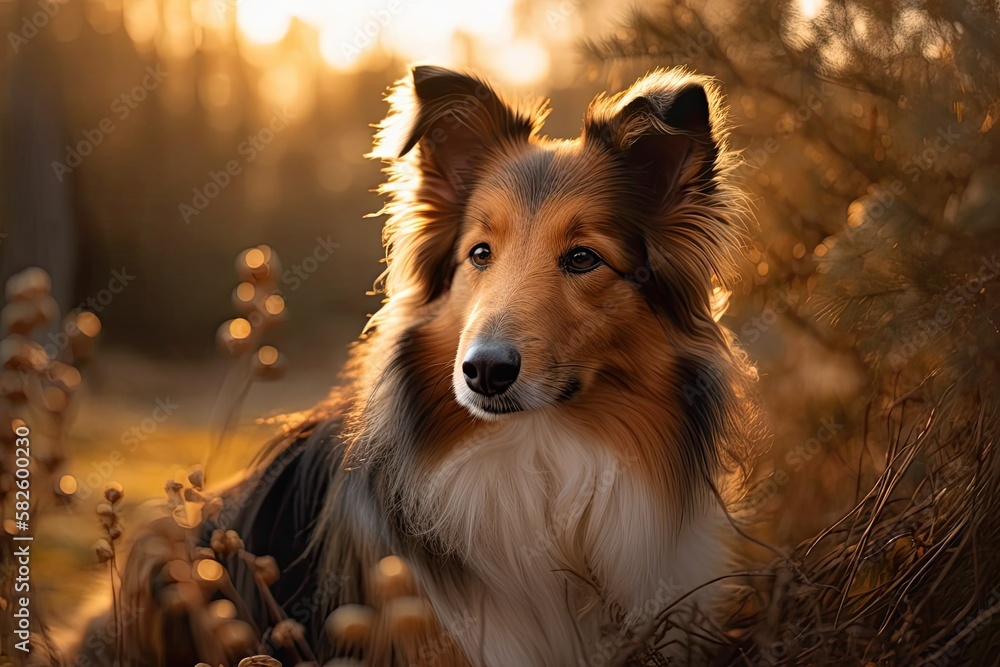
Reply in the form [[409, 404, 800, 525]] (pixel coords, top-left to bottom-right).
[[372, 66, 745, 422]]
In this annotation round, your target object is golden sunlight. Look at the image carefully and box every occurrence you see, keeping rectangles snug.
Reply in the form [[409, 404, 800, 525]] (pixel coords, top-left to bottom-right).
[[166, 0, 556, 86]]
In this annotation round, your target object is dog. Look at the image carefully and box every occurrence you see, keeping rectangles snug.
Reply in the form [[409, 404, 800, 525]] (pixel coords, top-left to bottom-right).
[[82, 65, 760, 667]]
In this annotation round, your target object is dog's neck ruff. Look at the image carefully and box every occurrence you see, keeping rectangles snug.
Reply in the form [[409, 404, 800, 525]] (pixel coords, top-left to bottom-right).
[[403, 409, 726, 666]]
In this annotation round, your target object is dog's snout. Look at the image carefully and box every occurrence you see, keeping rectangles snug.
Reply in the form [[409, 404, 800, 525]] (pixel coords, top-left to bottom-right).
[[462, 341, 521, 396]]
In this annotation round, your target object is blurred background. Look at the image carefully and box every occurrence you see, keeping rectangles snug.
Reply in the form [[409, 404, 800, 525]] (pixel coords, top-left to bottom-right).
[[1, 0, 998, 662]]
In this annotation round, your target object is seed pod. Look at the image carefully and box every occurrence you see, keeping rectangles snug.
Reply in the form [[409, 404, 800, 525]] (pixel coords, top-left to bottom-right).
[[231, 282, 257, 314], [0, 336, 49, 372], [252, 345, 286, 381], [383, 596, 434, 638], [270, 619, 305, 647], [164, 480, 184, 507], [236, 246, 281, 283], [203, 496, 224, 520], [41, 386, 68, 412], [209, 599, 238, 620], [0, 370, 26, 402], [94, 538, 114, 562], [237, 656, 281, 667], [96, 502, 116, 527], [325, 604, 377, 645], [194, 558, 225, 585], [57, 474, 78, 497], [217, 620, 257, 655], [253, 555, 280, 586], [46, 362, 82, 392], [104, 482, 124, 504], [371, 555, 414, 601], [67, 311, 101, 360], [217, 318, 253, 355], [5, 268, 52, 302], [1, 297, 58, 335], [188, 468, 205, 490], [210, 529, 227, 553], [225, 529, 244, 553]]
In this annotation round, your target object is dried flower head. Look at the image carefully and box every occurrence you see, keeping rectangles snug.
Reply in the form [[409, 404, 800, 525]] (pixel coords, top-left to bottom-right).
[[325, 604, 376, 645], [94, 538, 114, 563], [96, 502, 117, 528], [104, 482, 124, 504], [203, 496, 224, 520], [270, 619, 305, 647], [183, 487, 204, 503], [164, 479, 183, 507], [252, 555, 280, 586], [188, 468, 204, 490], [236, 656, 281, 667], [5, 267, 52, 302], [210, 528, 244, 556]]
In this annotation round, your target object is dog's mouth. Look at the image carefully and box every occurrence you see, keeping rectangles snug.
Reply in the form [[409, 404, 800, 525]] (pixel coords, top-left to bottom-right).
[[455, 377, 581, 420]]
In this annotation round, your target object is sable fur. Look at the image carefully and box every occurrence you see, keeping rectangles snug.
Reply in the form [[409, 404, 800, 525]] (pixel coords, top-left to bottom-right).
[[88, 65, 761, 667]]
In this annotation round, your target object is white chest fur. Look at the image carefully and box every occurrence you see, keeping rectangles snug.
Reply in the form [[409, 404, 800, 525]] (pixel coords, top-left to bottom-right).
[[405, 411, 727, 666]]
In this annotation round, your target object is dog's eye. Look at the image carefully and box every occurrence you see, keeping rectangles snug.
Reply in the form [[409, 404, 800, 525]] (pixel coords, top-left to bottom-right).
[[564, 247, 603, 274], [469, 243, 492, 269]]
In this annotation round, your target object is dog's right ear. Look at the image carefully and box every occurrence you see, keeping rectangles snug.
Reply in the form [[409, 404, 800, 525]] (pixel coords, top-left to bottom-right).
[[373, 66, 537, 204], [371, 67, 540, 305]]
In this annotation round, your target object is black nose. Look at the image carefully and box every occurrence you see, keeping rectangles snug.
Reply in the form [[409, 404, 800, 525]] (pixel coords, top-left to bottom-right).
[[462, 342, 520, 396]]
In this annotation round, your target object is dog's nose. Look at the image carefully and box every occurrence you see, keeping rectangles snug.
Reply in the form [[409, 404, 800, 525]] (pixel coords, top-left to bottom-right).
[[462, 342, 520, 396]]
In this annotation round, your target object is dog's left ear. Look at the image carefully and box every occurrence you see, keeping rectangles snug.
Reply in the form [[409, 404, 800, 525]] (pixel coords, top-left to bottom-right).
[[583, 70, 721, 205], [586, 71, 743, 326]]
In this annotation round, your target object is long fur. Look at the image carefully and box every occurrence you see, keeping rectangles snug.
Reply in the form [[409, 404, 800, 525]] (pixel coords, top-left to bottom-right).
[[94, 66, 762, 667]]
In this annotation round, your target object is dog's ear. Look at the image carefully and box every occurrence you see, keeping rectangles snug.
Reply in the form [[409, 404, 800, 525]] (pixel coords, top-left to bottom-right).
[[585, 71, 743, 326], [583, 71, 721, 206], [371, 67, 538, 305], [374, 65, 536, 203]]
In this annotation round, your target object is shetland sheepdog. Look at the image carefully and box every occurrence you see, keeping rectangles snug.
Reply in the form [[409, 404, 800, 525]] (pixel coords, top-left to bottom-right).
[[84, 66, 760, 667]]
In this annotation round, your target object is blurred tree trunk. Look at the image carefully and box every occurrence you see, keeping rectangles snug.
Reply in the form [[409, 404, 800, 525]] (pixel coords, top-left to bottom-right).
[[1, 0, 76, 321]]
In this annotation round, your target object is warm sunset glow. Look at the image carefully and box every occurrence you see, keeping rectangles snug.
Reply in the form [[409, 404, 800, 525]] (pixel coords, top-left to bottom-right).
[[797, 0, 826, 19], [236, 0, 292, 45], [490, 38, 551, 87], [143, 0, 560, 86]]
